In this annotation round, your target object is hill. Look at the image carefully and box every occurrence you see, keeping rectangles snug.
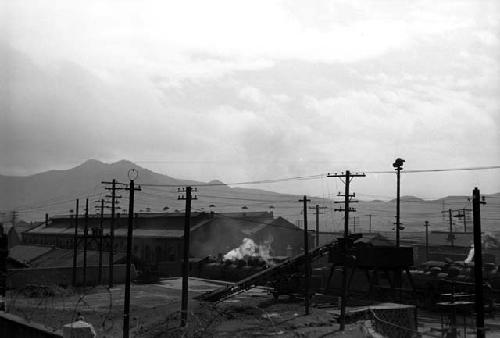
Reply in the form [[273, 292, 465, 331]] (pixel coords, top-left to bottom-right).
[[1, 160, 499, 234]]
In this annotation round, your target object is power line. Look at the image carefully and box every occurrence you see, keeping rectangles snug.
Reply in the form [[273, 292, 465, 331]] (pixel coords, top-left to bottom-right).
[[366, 165, 500, 174]]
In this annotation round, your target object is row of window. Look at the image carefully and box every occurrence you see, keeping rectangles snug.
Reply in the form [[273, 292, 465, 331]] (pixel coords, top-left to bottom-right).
[[22, 235, 179, 262]]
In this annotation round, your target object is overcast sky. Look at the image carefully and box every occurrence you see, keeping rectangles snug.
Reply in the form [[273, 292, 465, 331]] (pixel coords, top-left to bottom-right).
[[1, 0, 499, 199]]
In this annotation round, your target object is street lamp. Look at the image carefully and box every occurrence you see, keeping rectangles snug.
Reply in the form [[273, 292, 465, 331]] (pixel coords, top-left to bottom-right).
[[393, 158, 405, 247]]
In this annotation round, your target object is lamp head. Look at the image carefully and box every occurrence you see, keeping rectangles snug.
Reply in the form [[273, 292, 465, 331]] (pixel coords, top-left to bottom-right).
[[393, 158, 405, 168]]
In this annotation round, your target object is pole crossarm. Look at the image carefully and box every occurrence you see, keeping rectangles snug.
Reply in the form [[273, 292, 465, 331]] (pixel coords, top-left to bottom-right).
[[334, 207, 357, 212]]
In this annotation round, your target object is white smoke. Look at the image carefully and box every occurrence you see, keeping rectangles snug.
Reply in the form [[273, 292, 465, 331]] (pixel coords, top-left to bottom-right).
[[223, 238, 272, 262]]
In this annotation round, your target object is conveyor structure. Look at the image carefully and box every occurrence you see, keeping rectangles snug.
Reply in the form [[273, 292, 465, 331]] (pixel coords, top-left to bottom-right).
[[196, 234, 362, 302]]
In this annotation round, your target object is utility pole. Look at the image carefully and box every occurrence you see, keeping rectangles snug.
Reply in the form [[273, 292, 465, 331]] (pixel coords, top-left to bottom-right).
[[72, 199, 79, 287], [473, 188, 486, 338], [83, 198, 89, 288], [0, 222, 7, 311], [452, 208, 472, 233], [393, 158, 405, 247], [366, 214, 374, 233], [11, 210, 17, 228], [178, 186, 197, 327], [103, 179, 123, 288], [462, 208, 471, 232], [424, 221, 430, 261], [448, 209, 454, 247], [328, 170, 365, 331], [97, 199, 104, 283], [300, 196, 311, 315], [442, 209, 455, 247], [309, 205, 327, 247], [123, 171, 141, 338]]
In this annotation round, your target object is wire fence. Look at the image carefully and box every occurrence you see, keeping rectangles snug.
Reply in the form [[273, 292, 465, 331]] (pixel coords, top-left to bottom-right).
[[6, 284, 117, 337], [369, 307, 421, 338]]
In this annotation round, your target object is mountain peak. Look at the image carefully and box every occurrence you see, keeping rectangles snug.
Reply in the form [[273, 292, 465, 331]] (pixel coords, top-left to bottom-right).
[[208, 179, 226, 186], [111, 159, 137, 167], [389, 195, 425, 202], [74, 159, 106, 169]]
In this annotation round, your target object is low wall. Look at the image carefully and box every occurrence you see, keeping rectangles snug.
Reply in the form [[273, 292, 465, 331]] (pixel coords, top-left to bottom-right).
[[0, 311, 62, 338], [7, 265, 136, 289]]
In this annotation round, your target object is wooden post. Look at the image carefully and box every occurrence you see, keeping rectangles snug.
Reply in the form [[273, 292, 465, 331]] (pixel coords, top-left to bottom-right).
[[473, 188, 485, 338]]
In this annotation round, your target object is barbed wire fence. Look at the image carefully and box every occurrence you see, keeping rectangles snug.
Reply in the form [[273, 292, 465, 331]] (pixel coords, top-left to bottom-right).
[[6, 283, 118, 336]]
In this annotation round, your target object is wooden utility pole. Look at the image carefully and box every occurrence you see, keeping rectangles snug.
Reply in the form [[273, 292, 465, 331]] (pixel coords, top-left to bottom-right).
[[72, 199, 79, 286], [366, 214, 374, 233], [448, 209, 454, 247], [442, 209, 455, 247], [83, 198, 89, 288], [314, 204, 319, 248], [123, 175, 141, 338], [461, 208, 471, 232], [178, 186, 197, 327], [0, 222, 7, 311], [424, 221, 430, 261], [98, 198, 104, 283], [328, 170, 365, 331], [473, 188, 486, 338], [109, 180, 116, 289], [393, 158, 405, 247], [11, 210, 17, 228], [103, 179, 122, 288], [309, 205, 327, 247], [300, 196, 311, 315], [451, 208, 472, 233]]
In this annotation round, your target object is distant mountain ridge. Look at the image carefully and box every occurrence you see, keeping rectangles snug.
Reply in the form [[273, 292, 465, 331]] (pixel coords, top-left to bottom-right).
[[1, 160, 499, 233]]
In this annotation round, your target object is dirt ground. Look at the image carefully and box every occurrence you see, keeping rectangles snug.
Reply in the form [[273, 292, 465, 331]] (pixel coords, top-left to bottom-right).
[[5, 278, 373, 337], [6, 278, 500, 337]]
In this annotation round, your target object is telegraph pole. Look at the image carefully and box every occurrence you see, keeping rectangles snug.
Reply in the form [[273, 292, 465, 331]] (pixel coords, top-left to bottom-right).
[[11, 210, 17, 228], [461, 208, 471, 232], [309, 204, 327, 247], [424, 221, 430, 261], [123, 171, 141, 338], [473, 188, 486, 338], [0, 222, 7, 311], [300, 196, 311, 315], [97, 199, 104, 283], [109, 180, 116, 289], [103, 179, 122, 288], [366, 214, 374, 233], [442, 209, 455, 247], [178, 186, 197, 327], [83, 198, 89, 288], [448, 209, 454, 247], [328, 170, 365, 331], [393, 158, 405, 247], [451, 208, 471, 233], [72, 199, 79, 287]]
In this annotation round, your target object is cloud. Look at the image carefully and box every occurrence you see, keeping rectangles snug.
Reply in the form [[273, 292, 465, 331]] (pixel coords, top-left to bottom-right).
[[1, 0, 499, 198]]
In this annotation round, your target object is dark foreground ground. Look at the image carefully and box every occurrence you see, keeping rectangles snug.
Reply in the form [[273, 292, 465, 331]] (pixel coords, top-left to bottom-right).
[[5, 278, 500, 337]]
